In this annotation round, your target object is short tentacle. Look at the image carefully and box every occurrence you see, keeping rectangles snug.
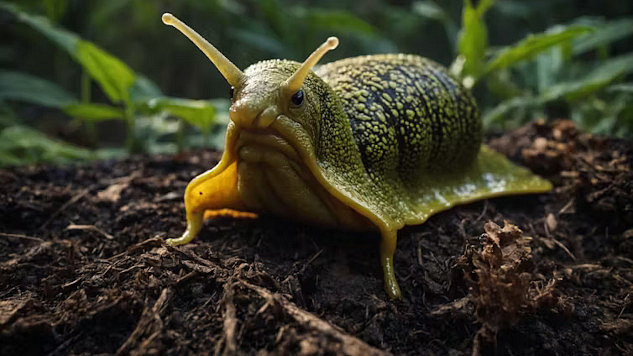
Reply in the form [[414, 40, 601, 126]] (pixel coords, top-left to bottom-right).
[[284, 37, 339, 94]]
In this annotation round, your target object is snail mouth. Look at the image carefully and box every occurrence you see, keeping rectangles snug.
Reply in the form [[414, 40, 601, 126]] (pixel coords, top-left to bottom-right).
[[183, 117, 371, 230], [235, 127, 301, 164], [231, 121, 345, 227]]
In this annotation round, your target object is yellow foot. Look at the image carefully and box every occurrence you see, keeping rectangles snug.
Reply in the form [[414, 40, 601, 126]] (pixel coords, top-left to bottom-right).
[[380, 229, 402, 300], [166, 211, 203, 246]]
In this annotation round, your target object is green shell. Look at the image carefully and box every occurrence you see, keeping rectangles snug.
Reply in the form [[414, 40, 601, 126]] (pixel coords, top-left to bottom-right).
[[318, 54, 481, 178], [305, 54, 551, 230]]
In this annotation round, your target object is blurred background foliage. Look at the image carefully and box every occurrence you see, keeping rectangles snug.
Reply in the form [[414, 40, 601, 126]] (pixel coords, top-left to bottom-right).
[[0, 0, 632, 166]]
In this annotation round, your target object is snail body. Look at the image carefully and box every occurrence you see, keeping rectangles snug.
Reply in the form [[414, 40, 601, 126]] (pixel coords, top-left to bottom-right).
[[161, 14, 552, 299]]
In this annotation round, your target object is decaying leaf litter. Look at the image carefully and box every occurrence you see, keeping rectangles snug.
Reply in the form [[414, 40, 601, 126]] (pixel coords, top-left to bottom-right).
[[1, 120, 632, 355]]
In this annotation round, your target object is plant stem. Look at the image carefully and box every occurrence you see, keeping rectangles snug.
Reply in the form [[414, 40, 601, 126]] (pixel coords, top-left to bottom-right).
[[177, 119, 185, 152], [80, 70, 97, 147], [203, 125, 210, 147], [124, 104, 139, 153], [80, 69, 91, 102]]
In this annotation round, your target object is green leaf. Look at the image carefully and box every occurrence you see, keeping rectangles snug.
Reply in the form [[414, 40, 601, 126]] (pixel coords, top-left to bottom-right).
[[0, 125, 94, 167], [297, 8, 377, 35], [129, 75, 163, 104], [63, 103, 124, 121], [3, 3, 136, 104], [457, 0, 494, 80], [494, 1, 534, 18], [535, 46, 566, 93], [43, 0, 67, 23], [233, 28, 290, 57], [2, 2, 78, 52], [208, 99, 231, 125], [482, 95, 539, 125], [484, 69, 524, 100], [258, 0, 291, 40], [412, 1, 448, 22], [608, 83, 633, 94], [75, 40, 135, 104], [0, 70, 76, 107], [0, 102, 17, 127], [475, 0, 496, 16], [573, 18, 633, 55], [412, 1, 458, 50], [484, 25, 592, 75], [543, 53, 633, 101], [147, 97, 216, 131]]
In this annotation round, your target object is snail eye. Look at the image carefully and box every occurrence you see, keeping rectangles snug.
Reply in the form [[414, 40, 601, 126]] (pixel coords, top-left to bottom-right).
[[291, 89, 304, 107], [229, 86, 235, 100]]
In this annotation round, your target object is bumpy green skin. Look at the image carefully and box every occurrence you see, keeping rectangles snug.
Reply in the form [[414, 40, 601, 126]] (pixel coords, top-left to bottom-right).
[[290, 53, 549, 234], [318, 54, 481, 179], [285, 54, 478, 232]]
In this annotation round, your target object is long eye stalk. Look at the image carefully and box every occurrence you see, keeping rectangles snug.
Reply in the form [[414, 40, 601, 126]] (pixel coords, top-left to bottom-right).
[[162, 13, 243, 87], [284, 37, 339, 94]]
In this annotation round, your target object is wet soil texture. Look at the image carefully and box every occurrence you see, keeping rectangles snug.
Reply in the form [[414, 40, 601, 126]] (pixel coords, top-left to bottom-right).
[[1, 120, 632, 355]]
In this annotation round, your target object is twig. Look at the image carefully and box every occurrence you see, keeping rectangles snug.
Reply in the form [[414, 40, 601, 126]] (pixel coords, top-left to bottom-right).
[[471, 324, 497, 356], [617, 294, 630, 319], [106, 237, 164, 261], [240, 281, 390, 356], [221, 281, 238, 356], [165, 244, 222, 270], [66, 224, 114, 240], [474, 200, 489, 224], [298, 249, 323, 274], [46, 332, 82, 356], [0, 232, 43, 243], [430, 296, 472, 316], [282, 249, 325, 285], [558, 199, 575, 214], [61, 277, 83, 290], [39, 189, 90, 230], [175, 271, 198, 285], [116, 288, 171, 355], [550, 238, 576, 261]]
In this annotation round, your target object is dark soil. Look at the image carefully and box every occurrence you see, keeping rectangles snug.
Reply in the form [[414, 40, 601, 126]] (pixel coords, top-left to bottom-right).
[[1, 120, 632, 356]]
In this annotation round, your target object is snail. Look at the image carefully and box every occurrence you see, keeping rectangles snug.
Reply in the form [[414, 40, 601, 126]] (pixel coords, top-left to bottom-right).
[[161, 13, 552, 299]]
